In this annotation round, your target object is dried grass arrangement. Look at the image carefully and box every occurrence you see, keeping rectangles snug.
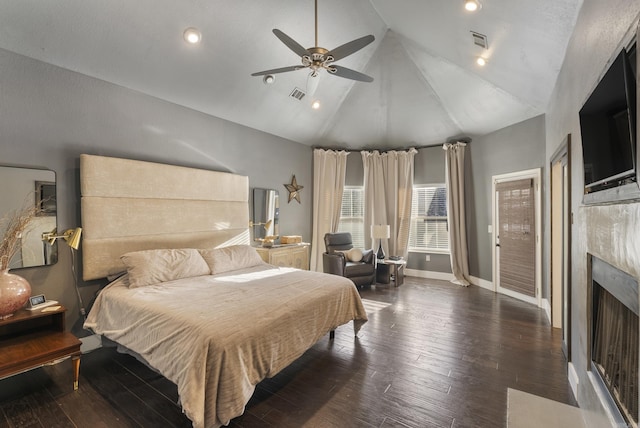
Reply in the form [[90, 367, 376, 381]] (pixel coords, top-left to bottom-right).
[[0, 203, 39, 271]]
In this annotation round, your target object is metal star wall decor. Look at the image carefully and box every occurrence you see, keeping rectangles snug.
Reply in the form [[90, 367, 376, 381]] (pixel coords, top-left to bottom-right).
[[284, 175, 303, 204]]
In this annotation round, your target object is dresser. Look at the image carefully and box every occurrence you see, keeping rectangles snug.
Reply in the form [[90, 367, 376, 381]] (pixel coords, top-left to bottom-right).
[[255, 243, 310, 270]]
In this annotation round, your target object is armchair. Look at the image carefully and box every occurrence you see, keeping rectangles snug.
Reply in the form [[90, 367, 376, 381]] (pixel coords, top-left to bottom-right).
[[322, 232, 376, 288]]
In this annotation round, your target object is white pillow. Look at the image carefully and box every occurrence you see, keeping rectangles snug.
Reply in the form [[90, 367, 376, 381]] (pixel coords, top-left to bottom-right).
[[348, 248, 363, 262], [335, 248, 363, 262], [199, 245, 266, 275], [121, 248, 211, 288]]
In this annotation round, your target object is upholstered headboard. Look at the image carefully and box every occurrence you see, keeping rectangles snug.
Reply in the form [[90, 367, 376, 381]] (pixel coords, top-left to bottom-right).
[[80, 154, 250, 280]]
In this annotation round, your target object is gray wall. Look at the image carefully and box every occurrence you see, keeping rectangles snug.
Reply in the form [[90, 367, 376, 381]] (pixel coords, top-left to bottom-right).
[[344, 152, 364, 186], [467, 115, 546, 282], [0, 48, 313, 333], [545, 2, 640, 426]]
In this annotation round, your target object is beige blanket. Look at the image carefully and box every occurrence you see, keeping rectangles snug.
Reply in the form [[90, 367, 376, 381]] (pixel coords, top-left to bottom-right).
[[84, 265, 368, 428]]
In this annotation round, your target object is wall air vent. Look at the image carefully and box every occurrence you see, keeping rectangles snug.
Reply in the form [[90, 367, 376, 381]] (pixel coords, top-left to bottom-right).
[[471, 31, 488, 49], [289, 87, 306, 101]]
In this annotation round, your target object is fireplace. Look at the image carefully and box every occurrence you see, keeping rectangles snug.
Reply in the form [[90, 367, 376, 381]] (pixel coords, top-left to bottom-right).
[[589, 255, 639, 428]]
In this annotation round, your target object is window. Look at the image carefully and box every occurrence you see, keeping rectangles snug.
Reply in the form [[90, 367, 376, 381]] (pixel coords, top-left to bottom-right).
[[337, 186, 365, 249], [409, 185, 449, 253]]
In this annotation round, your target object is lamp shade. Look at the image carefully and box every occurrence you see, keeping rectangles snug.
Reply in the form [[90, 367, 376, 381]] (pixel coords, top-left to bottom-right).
[[371, 224, 390, 240], [65, 228, 82, 250]]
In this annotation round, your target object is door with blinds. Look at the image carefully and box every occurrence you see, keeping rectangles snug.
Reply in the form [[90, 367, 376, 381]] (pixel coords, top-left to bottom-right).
[[493, 169, 541, 306]]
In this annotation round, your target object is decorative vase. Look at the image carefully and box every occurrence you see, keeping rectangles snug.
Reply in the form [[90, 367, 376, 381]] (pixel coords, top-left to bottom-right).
[[0, 269, 31, 319]]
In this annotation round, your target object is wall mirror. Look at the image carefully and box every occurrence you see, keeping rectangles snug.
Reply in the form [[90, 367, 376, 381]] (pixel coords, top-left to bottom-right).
[[252, 188, 279, 241], [0, 166, 57, 269]]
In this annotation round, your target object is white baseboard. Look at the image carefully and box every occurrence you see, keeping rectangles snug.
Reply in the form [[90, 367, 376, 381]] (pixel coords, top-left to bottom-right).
[[405, 269, 495, 291], [470, 275, 494, 291], [405, 268, 455, 282], [568, 362, 579, 400], [80, 334, 102, 353]]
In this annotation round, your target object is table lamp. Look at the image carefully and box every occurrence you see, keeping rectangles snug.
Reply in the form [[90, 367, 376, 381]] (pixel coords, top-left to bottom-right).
[[371, 224, 390, 260]]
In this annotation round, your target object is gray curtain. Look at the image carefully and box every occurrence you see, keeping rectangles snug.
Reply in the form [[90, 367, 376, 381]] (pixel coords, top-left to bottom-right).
[[361, 149, 417, 259], [443, 142, 471, 286], [310, 149, 349, 271]]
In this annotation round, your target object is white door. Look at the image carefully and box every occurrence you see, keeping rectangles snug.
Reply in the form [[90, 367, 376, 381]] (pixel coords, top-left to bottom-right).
[[492, 169, 541, 306]]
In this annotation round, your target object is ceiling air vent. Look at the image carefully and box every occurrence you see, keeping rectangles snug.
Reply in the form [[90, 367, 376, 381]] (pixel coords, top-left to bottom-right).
[[471, 31, 488, 49], [289, 87, 306, 101]]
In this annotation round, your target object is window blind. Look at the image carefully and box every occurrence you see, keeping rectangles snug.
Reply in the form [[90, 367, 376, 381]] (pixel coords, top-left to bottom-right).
[[409, 185, 449, 252], [337, 187, 365, 249], [496, 178, 535, 297]]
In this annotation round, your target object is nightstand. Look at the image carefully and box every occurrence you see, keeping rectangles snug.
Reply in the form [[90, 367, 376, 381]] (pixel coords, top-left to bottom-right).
[[0, 305, 81, 390]]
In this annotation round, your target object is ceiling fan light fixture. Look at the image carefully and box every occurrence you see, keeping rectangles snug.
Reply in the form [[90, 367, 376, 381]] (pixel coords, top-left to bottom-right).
[[306, 71, 320, 97], [464, 0, 481, 12], [183, 27, 202, 44]]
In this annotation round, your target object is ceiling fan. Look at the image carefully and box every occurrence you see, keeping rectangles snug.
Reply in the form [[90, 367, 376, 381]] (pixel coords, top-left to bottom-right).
[[251, 0, 375, 89]]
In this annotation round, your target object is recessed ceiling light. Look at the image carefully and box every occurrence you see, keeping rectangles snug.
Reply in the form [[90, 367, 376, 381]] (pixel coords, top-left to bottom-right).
[[464, 0, 482, 12], [263, 75, 275, 84], [311, 100, 321, 110], [476, 57, 487, 66], [183, 28, 202, 44]]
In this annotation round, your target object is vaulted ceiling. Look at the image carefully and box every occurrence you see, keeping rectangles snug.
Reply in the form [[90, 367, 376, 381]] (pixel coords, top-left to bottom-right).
[[0, 0, 582, 149]]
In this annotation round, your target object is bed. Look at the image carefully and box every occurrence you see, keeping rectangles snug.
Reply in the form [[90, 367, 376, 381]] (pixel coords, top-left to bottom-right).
[[79, 154, 368, 428]]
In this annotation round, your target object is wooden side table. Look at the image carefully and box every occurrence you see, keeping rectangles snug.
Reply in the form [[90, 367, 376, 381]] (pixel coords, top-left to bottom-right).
[[0, 305, 81, 390], [376, 259, 407, 287]]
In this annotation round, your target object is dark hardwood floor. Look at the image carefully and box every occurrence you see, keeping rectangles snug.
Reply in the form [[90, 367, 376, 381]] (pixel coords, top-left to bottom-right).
[[0, 277, 576, 428]]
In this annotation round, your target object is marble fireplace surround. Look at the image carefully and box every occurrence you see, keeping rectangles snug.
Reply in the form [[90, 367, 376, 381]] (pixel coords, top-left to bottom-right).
[[589, 254, 638, 426], [580, 203, 640, 426]]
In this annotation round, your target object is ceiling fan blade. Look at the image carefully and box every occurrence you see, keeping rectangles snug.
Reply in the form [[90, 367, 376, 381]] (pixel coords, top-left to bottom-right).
[[251, 65, 306, 76], [326, 35, 375, 62], [273, 29, 309, 58], [328, 65, 374, 82]]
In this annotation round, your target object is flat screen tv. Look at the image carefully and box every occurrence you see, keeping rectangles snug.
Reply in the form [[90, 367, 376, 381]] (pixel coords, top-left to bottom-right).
[[579, 45, 637, 194]]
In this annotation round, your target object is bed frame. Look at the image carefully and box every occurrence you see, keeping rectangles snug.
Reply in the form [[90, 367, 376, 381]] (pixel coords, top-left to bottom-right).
[[80, 154, 250, 281]]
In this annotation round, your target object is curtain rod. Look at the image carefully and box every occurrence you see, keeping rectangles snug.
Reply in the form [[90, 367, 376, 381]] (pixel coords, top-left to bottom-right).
[[312, 138, 471, 153]]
